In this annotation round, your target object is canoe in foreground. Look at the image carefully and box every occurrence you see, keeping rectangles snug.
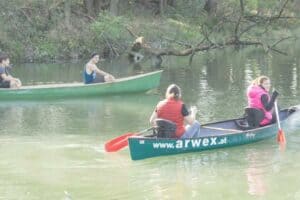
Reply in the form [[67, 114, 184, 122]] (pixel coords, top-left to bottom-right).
[[0, 70, 162, 100], [128, 106, 299, 160]]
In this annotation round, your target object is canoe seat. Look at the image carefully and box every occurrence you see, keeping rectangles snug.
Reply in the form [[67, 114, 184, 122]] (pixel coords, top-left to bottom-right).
[[235, 108, 264, 130], [155, 118, 177, 138]]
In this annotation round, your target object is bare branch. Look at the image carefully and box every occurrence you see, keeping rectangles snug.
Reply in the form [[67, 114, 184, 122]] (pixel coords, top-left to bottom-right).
[[273, 0, 289, 20], [125, 26, 139, 38], [271, 36, 293, 48], [162, 36, 192, 48]]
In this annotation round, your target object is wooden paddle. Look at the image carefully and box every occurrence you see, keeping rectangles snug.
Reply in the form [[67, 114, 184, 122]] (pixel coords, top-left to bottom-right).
[[274, 101, 286, 145], [105, 127, 153, 152]]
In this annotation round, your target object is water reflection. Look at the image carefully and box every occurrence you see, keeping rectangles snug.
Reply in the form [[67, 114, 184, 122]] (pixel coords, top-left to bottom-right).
[[245, 150, 268, 197], [0, 94, 159, 137]]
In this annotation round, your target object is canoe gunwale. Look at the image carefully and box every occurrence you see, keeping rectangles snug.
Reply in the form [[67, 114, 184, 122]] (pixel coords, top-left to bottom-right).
[[130, 113, 287, 140], [0, 70, 163, 100]]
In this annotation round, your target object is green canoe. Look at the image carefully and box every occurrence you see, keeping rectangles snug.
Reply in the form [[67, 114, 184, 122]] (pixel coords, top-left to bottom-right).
[[0, 70, 162, 101], [128, 106, 299, 160]]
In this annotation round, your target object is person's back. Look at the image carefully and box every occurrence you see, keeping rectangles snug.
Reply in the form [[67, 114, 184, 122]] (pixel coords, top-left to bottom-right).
[[247, 84, 266, 109], [150, 84, 201, 139], [83, 63, 96, 84], [156, 98, 185, 138]]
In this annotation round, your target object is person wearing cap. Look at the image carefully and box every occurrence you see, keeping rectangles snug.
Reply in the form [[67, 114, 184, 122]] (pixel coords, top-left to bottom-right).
[[83, 53, 115, 84]]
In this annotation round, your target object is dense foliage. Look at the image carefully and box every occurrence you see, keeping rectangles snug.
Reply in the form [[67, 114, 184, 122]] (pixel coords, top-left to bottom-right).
[[0, 0, 299, 62]]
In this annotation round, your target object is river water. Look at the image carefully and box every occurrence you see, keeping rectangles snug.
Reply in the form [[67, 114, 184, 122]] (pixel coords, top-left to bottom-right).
[[0, 44, 300, 199]]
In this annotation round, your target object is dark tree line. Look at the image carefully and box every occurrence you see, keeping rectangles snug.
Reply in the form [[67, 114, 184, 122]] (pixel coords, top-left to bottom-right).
[[82, 0, 176, 17]]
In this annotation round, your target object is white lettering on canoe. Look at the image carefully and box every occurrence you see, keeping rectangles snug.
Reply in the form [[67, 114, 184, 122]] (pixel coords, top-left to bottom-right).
[[152, 137, 228, 149], [139, 140, 145, 144], [210, 137, 217, 145], [191, 139, 202, 147], [184, 139, 191, 148], [246, 132, 256, 138], [218, 137, 227, 144], [202, 138, 209, 146], [176, 140, 183, 148], [152, 142, 174, 149]]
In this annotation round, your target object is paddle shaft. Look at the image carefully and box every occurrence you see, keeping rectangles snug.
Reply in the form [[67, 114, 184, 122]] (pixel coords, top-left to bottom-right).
[[136, 127, 154, 135], [274, 101, 281, 129]]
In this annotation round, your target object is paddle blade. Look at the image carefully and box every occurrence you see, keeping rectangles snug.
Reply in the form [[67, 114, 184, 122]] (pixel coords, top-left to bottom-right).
[[105, 133, 136, 152], [277, 129, 286, 144]]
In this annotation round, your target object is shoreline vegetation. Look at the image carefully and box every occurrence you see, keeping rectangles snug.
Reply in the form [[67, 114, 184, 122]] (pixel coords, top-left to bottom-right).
[[0, 0, 299, 65]]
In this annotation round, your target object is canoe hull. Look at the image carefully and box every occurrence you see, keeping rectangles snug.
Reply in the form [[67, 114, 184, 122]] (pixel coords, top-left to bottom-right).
[[0, 70, 162, 100], [129, 126, 277, 160], [128, 107, 298, 160]]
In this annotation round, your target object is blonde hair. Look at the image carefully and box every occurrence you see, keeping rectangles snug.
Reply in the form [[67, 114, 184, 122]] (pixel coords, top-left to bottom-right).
[[252, 76, 270, 86]]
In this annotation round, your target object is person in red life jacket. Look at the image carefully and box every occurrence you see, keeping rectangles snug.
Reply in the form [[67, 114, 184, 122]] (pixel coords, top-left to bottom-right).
[[0, 53, 22, 89], [247, 76, 279, 126], [149, 84, 201, 138]]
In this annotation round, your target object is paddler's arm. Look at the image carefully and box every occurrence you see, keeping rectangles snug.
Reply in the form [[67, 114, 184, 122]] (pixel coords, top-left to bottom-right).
[[149, 109, 158, 127], [261, 91, 279, 111], [1, 73, 13, 81], [184, 106, 198, 125]]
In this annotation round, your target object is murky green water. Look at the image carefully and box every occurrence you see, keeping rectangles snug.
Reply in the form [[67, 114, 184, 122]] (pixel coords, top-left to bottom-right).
[[0, 44, 300, 199]]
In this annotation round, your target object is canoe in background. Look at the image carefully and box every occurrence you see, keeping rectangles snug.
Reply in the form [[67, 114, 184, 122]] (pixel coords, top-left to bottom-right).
[[0, 70, 162, 101], [128, 106, 299, 160]]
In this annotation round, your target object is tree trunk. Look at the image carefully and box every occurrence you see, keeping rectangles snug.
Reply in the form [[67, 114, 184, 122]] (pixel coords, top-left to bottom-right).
[[93, 0, 103, 15], [83, 0, 94, 16], [159, 0, 165, 16], [110, 0, 119, 16], [204, 0, 217, 16], [64, 1, 71, 29], [239, 0, 244, 15], [83, 0, 109, 17], [167, 0, 175, 7]]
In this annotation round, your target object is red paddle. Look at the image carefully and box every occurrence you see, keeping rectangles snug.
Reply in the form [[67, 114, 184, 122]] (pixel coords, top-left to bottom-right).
[[274, 101, 286, 146], [105, 128, 153, 152]]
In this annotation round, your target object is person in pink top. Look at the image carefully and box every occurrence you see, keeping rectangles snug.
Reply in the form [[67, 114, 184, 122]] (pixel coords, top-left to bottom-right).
[[247, 76, 279, 125]]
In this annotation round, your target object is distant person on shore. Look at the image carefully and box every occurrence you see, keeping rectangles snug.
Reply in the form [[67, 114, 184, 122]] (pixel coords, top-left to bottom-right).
[[0, 54, 22, 89], [247, 76, 279, 125], [83, 53, 115, 84], [150, 84, 201, 138]]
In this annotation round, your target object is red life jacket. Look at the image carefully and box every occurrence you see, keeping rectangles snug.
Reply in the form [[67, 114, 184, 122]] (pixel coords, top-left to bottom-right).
[[247, 85, 272, 125], [156, 98, 185, 138]]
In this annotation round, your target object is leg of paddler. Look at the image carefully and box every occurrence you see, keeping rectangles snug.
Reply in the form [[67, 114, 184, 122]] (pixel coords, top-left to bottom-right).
[[181, 121, 201, 139]]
